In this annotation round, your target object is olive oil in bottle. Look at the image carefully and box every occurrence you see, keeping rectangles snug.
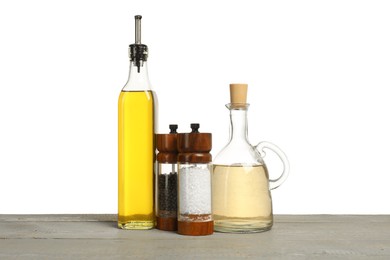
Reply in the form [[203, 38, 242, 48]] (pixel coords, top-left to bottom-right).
[[118, 15, 156, 229]]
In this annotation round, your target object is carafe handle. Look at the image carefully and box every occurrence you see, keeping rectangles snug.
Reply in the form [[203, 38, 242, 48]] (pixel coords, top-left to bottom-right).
[[255, 141, 289, 190]]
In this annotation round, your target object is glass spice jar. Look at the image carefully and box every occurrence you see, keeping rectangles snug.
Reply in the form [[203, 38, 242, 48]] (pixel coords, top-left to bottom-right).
[[156, 125, 179, 231], [177, 124, 213, 236]]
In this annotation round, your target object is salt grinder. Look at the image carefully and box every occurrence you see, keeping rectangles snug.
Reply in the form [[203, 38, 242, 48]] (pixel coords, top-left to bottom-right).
[[177, 124, 213, 236], [156, 125, 179, 231]]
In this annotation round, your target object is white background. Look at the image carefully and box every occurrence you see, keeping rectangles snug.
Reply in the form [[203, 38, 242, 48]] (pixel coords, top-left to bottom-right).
[[0, 0, 389, 214]]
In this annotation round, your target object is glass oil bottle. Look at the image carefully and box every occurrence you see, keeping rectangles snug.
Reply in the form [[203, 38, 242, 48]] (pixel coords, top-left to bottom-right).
[[118, 15, 157, 229]]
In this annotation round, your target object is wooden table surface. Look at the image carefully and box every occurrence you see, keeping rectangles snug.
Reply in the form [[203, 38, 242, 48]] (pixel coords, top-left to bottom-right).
[[0, 215, 389, 259]]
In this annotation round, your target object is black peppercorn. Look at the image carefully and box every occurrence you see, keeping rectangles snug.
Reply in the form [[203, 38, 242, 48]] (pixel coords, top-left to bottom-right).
[[158, 172, 178, 214]]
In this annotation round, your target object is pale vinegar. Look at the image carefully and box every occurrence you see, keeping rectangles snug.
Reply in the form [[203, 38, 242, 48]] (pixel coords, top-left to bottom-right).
[[212, 164, 273, 233]]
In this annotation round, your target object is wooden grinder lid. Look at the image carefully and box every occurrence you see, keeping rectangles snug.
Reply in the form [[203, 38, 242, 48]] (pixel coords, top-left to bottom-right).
[[177, 124, 212, 163], [156, 124, 178, 163]]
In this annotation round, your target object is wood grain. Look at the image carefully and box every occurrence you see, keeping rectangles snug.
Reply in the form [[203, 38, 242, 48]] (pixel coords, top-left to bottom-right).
[[0, 215, 389, 259]]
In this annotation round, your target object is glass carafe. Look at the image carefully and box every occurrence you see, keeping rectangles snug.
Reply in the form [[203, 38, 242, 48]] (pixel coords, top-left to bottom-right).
[[212, 84, 289, 233]]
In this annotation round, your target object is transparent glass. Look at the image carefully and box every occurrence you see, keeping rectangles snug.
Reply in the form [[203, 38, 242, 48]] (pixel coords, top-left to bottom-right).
[[212, 103, 289, 233], [178, 163, 212, 222], [123, 60, 152, 91], [156, 163, 178, 218]]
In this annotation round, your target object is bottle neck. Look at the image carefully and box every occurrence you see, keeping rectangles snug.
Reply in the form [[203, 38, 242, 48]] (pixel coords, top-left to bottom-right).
[[229, 108, 249, 143], [122, 61, 151, 91]]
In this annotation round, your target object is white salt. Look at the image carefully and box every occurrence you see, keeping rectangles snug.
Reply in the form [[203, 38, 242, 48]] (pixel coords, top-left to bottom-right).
[[179, 165, 212, 215]]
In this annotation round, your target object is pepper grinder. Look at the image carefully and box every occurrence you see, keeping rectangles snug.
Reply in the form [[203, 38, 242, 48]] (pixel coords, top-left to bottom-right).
[[156, 125, 179, 231]]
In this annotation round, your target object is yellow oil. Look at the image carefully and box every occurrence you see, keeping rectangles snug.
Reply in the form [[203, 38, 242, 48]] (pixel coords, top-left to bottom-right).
[[118, 90, 155, 229]]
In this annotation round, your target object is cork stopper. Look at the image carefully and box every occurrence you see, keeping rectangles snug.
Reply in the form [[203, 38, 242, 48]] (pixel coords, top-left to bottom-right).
[[230, 83, 248, 107]]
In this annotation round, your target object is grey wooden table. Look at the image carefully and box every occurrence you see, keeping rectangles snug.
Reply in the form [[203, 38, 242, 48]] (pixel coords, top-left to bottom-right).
[[0, 215, 389, 259]]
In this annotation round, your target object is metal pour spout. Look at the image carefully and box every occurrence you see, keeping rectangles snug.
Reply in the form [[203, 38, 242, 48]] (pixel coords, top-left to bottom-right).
[[129, 15, 148, 73], [135, 15, 142, 44]]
